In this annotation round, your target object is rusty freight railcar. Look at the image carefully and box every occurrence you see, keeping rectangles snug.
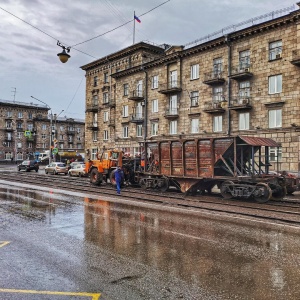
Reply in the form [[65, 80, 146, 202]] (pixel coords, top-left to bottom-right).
[[137, 136, 292, 203]]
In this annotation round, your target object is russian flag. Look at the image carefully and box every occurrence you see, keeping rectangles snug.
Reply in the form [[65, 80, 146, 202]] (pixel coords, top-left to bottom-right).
[[134, 15, 141, 23]]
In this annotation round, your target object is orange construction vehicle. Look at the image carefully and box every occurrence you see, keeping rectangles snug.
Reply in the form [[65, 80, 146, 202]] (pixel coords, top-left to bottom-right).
[[85, 148, 140, 186]]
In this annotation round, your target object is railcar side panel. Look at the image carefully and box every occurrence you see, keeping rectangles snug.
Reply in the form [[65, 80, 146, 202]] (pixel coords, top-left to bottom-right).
[[198, 139, 213, 177], [184, 141, 197, 177], [160, 142, 170, 175], [171, 141, 183, 176]]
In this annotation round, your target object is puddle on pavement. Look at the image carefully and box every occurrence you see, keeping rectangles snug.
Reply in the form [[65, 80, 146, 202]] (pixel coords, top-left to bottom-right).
[[1, 183, 300, 299]]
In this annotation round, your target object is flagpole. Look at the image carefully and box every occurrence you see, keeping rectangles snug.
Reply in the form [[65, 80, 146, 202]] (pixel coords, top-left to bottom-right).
[[133, 10, 136, 44]]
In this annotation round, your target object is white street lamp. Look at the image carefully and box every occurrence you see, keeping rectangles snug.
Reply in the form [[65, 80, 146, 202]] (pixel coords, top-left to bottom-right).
[[31, 96, 53, 164]]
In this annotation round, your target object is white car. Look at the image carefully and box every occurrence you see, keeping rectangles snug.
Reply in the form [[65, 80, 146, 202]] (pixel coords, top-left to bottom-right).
[[68, 164, 86, 177]]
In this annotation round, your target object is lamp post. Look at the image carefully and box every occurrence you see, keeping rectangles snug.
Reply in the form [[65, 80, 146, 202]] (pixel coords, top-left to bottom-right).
[[31, 96, 53, 164], [53, 110, 64, 161], [11, 120, 17, 164], [57, 41, 71, 63]]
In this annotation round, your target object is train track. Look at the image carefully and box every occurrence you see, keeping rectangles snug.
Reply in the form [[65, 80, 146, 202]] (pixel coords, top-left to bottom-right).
[[1, 170, 300, 227]]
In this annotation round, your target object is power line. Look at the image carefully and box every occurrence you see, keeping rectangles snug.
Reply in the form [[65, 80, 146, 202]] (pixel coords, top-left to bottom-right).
[[71, 0, 171, 47]]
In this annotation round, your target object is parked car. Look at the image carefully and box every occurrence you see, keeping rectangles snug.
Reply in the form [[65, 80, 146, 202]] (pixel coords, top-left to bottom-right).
[[45, 162, 68, 175], [68, 161, 85, 170], [68, 164, 86, 177], [18, 160, 39, 172]]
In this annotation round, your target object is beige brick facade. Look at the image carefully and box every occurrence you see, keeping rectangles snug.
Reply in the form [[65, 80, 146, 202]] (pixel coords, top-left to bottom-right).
[[82, 7, 300, 172], [0, 100, 85, 162]]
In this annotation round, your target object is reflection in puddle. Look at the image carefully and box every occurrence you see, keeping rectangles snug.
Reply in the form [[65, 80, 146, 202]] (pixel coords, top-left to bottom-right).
[[83, 196, 300, 299]]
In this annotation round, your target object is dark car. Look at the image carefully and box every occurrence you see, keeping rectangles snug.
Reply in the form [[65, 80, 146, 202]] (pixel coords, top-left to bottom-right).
[[18, 160, 39, 172]]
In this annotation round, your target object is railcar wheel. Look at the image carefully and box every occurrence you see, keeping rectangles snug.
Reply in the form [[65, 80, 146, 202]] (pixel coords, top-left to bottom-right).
[[271, 186, 287, 201], [139, 178, 147, 190], [160, 178, 169, 192], [220, 181, 234, 199], [254, 183, 272, 203], [90, 168, 103, 185]]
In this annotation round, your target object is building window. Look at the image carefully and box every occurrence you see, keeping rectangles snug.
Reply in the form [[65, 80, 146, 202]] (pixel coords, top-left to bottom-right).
[[17, 122, 22, 129], [239, 112, 250, 130], [91, 148, 97, 160], [59, 143, 64, 149], [151, 75, 159, 89], [152, 99, 158, 113], [28, 142, 33, 148], [41, 134, 46, 139], [93, 76, 98, 87], [103, 111, 109, 122], [17, 142, 22, 149], [104, 72, 109, 83], [27, 124, 33, 131], [169, 120, 177, 135], [60, 126, 64, 131], [103, 92, 109, 104], [190, 91, 199, 106], [213, 116, 222, 132], [269, 109, 282, 128], [239, 50, 250, 70], [77, 128, 81, 133], [212, 86, 223, 102], [92, 131, 97, 141], [18, 112, 23, 118], [151, 122, 158, 136], [42, 124, 47, 130], [28, 113, 33, 119], [213, 58, 222, 75], [122, 126, 129, 138], [7, 111, 12, 118], [269, 40, 282, 60], [268, 74, 282, 94], [92, 95, 98, 105], [191, 118, 199, 133], [136, 124, 143, 137], [5, 152, 13, 160], [269, 147, 282, 162], [77, 143, 82, 149], [103, 130, 109, 140], [123, 83, 128, 96], [238, 81, 250, 102], [170, 70, 177, 87], [42, 143, 47, 149], [77, 136, 81, 141], [68, 136, 73, 142], [122, 105, 128, 117], [190, 64, 199, 80], [93, 113, 97, 126]]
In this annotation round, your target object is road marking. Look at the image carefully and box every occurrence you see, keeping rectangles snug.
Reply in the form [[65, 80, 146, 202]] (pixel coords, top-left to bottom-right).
[[0, 289, 101, 299], [0, 241, 10, 248]]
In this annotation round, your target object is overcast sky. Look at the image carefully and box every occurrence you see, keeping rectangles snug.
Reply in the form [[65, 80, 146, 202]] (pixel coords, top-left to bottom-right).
[[0, 0, 297, 119]]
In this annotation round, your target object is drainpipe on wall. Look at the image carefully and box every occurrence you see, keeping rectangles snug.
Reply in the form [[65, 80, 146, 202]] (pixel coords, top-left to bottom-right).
[[225, 34, 231, 136]]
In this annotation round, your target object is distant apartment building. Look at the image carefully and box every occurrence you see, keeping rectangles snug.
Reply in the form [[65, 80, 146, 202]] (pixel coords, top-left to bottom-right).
[[81, 4, 300, 172], [0, 99, 85, 162]]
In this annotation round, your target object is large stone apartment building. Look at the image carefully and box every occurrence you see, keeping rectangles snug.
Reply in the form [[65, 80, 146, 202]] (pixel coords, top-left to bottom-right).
[[81, 4, 300, 172], [0, 99, 85, 163]]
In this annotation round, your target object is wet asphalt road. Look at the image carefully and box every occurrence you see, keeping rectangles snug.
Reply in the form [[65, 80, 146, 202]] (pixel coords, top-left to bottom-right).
[[0, 173, 300, 299]]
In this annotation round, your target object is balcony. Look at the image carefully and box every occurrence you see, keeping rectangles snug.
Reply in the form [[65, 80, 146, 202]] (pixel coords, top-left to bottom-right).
[[229, 97, 252, 111], [290, 50, 300, 66], [203, 101, 226, 113], [87, 122, 98, 130], [128, 90, 144, 101], [203, 71, 226, 85], [158, 81, 182, 94], [130, 113, 144, 123], [26, 135, 36, 142], [86, 103, 99, 112], [229, 65, 253, 81], [67, 129, 76, 135], [108, 98, 116, 107], [164, 108, 179, 119], [4, 126, 13, 131]]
